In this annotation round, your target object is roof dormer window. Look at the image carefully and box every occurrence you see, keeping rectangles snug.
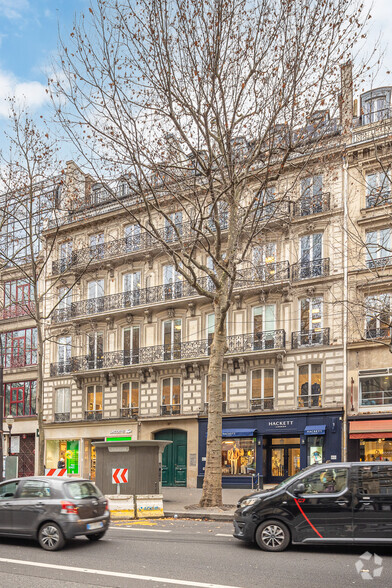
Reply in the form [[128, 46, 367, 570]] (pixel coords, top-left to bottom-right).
[[361, 88, 391, 125]]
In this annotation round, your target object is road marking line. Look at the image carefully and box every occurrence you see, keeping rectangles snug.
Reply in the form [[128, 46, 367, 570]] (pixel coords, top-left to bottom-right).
[[111, 527, 171, 533], [215, 534, 232, 537], [0, 557, 243, 588]]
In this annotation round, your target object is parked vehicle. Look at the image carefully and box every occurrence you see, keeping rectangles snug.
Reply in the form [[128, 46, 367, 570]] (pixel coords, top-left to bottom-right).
[[233, 462, 392, 551], [0, 477, 110, 551]]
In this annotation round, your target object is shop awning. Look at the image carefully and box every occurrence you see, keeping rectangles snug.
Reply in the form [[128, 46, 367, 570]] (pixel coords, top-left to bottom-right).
[[304, 425, 326, 436], [222, 428, 256, 438], [349, 419, 392, 439]]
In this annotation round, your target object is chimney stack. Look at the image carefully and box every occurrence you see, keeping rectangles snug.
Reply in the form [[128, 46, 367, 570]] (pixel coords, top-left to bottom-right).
[[340, 62, 353, 135]]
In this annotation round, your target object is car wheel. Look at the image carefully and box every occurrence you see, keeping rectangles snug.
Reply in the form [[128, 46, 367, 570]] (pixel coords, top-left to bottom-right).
[[255, 520, 290, 552], [38, 522, 66, 551], [86, 531, 106, 541]]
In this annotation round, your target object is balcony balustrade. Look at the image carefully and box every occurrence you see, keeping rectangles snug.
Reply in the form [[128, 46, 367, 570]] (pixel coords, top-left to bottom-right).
[[293, 193, 330, 217], [120, 407, 139, 418], [297, 394, 322, 408], [366, 256, 392, 270], [291, 258, 330, 281], [85, 410, 103, 421], [51, 263, 290, 324], [54, 412, 71, 422], [250, 398, 274, 411], [366, 191, 392, 209], [160, 404, 181, 416], [291, 328, 330, 349], [365, 327, 391, 340], [49, 330, 286, 376]]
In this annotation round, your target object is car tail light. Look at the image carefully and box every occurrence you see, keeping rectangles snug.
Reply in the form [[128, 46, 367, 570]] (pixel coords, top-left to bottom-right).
[[105, 501, 109, 511], [61, 500, 79, 515]]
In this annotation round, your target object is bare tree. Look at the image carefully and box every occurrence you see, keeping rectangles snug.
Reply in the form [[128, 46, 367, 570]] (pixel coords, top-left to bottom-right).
[[52, 0, 369, 505], [0, 105, 89, 475]]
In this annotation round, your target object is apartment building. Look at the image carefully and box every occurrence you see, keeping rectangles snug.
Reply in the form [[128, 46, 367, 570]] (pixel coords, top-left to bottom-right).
[[346, 87, 392, 462], [41, 137, 346, 488]]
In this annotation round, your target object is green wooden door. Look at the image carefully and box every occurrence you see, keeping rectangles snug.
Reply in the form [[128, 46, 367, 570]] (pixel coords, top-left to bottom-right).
[[155, 430, 187, 487]]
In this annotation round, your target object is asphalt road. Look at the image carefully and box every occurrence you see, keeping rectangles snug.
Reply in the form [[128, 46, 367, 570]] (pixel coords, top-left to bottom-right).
[[0, 519, 390, 588]]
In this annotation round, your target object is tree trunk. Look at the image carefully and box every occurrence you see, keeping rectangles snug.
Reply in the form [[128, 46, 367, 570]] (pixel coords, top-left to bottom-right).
[[199, 302, 227, 507], [36, 325, 45, 475]]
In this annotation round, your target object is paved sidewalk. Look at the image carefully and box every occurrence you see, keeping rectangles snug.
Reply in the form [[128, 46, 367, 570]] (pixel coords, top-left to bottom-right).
[[162, 485, 275, 521]]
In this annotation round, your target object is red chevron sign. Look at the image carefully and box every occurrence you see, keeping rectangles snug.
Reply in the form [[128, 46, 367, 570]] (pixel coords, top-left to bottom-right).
[[112, 468, 128, 484]]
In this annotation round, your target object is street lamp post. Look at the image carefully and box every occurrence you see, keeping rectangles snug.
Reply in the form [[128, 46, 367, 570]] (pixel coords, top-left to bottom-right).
[[6, 415, 14, 456]]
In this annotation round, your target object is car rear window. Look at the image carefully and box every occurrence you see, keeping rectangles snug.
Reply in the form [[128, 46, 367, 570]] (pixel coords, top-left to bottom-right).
[[65, 481, 103, 499]]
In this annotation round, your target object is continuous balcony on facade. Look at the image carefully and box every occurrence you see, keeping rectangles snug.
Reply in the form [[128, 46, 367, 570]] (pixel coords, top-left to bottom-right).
[[50, 203, 294, 276], [49, 329, 286, 376], [51, 261, 290, 324], [290, 258, 330, 281], [291, 328, 330, 349]]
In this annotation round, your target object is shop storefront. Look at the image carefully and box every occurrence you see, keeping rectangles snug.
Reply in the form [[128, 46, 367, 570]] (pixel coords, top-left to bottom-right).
[[44, 423, 137, 479], [198, 411, 342, 488], [348, 417, 392, 462]]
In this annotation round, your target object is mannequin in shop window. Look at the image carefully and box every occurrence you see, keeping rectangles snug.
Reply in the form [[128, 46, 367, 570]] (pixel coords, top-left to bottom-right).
[[228, 443, 240, 475]]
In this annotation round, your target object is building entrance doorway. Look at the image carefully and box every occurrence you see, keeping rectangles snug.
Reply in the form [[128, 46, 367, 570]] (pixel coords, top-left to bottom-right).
[[266, 437, 300, 483], [154, 429, 187, 486]]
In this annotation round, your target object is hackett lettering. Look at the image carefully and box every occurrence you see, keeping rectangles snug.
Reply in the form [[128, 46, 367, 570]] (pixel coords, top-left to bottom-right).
[[268, 420, 294, 426]]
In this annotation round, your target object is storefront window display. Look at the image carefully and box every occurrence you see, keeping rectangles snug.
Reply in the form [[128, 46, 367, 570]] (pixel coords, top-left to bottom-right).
[[46, 440, 80, 474], [359, 438, 392, 461], [307, 436, 324, 465], [221, 438, 256, 476]]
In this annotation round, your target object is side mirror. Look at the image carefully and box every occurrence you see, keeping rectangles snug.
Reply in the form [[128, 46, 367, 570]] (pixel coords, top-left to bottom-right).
[[292, 483, 305, 495]]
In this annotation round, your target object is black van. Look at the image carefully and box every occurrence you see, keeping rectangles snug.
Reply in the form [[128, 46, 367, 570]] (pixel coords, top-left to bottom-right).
[[233, 462, 392, 551]]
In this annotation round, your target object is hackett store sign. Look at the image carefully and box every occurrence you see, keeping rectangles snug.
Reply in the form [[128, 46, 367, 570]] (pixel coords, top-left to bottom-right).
[[265, 419, 299, 433], [268, 420, 294, 428]]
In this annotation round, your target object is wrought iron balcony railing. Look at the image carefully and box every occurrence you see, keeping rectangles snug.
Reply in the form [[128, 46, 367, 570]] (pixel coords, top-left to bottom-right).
[[366, 191, 392, 209], [366, 256, 392, 270], [85, 410, 103, 421], [160, 404, 181, 416], [51, 264, 290, 323], [54, 412, 71, 422], [49, 330, 286, 376], [120, 407, 139, 418], [293, 193, 330, 217], [291, 328, 330, 349], [51, 216, 229, 275], [250, 398, 274, 411], [365, 327, 391, 340], [291, 258, 330, 281], [297, 394, 322, 408]]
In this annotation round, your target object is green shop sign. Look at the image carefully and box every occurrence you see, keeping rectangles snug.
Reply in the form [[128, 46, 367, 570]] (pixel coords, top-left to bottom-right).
[[66, 440, 79, 474]]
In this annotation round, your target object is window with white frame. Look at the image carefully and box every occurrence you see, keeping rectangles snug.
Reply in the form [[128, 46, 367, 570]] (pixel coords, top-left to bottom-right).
[[163, 264, 182, 299], [121, 381, 139, 417], [124, 223, 141, 251], [254, 186, 276, 218], [57, 336, 72, 374], [123, 325, 140, 365], [298, 364, 322, 408], [89, 233, 104, 259], [298, 297, 323, 346], [361, 90, 391, 125], [205, 373, 228, 412], [87, 279, 104, 314], [161, 377, 181, 415], [164, 211, 183, 242], [360, 374, 392, 407], [58, 241, 73, 272], [86, 385, 103, 418], [163, 319, 182, 360], [366, 171, 391, 208], [252, 305, 276, 349], [123, 271, 141, 305], [87, 332, 104, 369], [58, 286, 72, 310], [366, 229, 391, 268], [299, 175, 323, 216], [208, 201, 228, 230], [299, 233, 323, 278], [55, 388, 71, 420], [365, 294, 391, 339], [251, 369, 274, 410]]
